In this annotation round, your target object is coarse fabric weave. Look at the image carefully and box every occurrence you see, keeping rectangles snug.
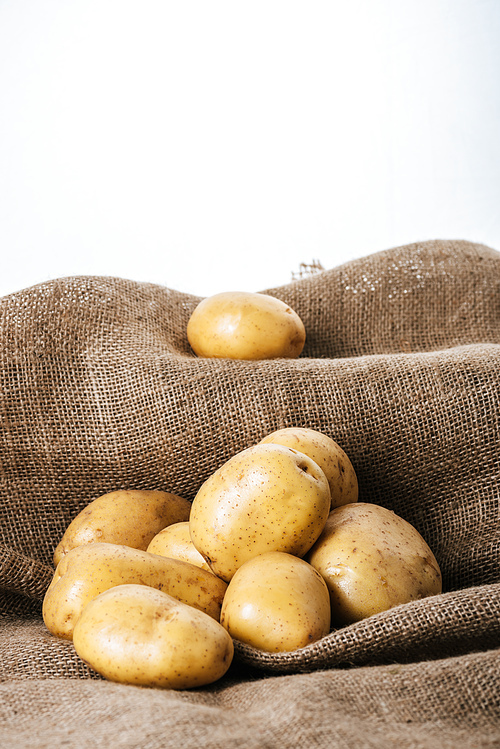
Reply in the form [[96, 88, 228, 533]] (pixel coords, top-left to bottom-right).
[[1, 238, 499, 748]]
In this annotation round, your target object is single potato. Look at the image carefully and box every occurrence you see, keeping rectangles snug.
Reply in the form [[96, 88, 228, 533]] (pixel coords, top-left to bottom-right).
[[220, 552, 331, 652], [73, 584, 234, 689], [43, 542, 227, 639], [305, 502, 442, 626], [186, 291, 306, 360], [259, 427, 358, 508], [147, 521, 215, 574], [53, 489, 191, 566], [189, 443, 331, 582]]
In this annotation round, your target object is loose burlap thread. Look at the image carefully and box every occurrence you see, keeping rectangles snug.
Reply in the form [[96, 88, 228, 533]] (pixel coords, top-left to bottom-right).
[[1, 239, 499, 748]]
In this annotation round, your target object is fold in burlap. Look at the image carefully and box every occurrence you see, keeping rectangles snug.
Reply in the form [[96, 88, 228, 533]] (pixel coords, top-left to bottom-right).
[[1, 239, 499, 747], [0, 647, 499, 749]]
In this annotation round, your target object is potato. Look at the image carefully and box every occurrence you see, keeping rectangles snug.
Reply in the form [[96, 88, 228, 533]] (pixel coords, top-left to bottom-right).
[[186, 291, 306, 360], [305, 503, 442, 625], [53, 489, 191, 566], [220, 552, 331, 652], [259, 427, 358, 508], [73, 584, 234, 689], [189, 443, 331, 582], [43, 542, 227, 639], [147, 521, 215, 574]]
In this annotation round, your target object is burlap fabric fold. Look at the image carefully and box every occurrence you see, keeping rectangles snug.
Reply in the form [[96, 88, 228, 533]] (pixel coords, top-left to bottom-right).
[[1, 238, 499, 748]]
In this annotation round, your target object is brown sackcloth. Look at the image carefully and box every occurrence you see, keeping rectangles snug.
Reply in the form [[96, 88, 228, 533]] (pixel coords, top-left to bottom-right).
[[0, 238, 499, 748]]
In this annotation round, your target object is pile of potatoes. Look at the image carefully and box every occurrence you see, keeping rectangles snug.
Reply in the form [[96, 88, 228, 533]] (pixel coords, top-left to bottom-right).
[[43, 426, 442, 691], [43, 294, 442, 689]]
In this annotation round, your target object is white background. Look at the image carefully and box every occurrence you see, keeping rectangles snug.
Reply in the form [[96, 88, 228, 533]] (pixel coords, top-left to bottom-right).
[[1, 0, 499, 298]]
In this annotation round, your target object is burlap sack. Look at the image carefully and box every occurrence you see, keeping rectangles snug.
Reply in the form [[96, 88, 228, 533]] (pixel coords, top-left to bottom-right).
[[1, 238, 499, 747]]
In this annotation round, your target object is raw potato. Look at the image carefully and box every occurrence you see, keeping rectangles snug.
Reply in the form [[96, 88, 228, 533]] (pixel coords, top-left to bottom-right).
[[53, 489, 191, 566], [147, 521, 215, 574], [43, 542, 227, 639], [186, 291, 306, 360], [220, 552, 331, 652], [306, 502, 442, 626], [259, 427, 358, 508], [73, 584, 234, 689], [189, 443, 331, 582]]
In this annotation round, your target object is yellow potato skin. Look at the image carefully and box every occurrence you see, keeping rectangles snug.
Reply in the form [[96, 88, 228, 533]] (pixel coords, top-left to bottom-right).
[[73, 584, 234, 689], [305, 503, 442, 626], [260, 427, 358, 509], [189, 444, 331, 582], [53, 489, 191, 567], [147, 521, 215, 574], [43, 542, 227, 639], [220, 552, 331, 652], [187, 291, 306, 360]]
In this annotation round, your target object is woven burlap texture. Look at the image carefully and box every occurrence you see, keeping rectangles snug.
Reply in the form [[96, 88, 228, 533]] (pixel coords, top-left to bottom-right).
[[0, 238, 499, 748]]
